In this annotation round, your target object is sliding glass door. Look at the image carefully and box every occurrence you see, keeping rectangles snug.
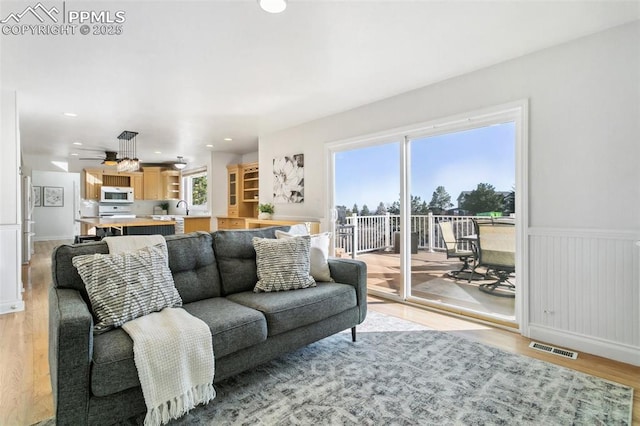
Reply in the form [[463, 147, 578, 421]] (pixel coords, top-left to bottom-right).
[[333, 142, 403, 298], [408, 123, 516, 324], [328, 102, 526, 327]]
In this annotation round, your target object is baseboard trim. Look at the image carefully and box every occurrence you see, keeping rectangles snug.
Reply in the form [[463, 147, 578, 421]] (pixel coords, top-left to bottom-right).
[[528, 324, 640, 366], [0, 300, 25, 315]]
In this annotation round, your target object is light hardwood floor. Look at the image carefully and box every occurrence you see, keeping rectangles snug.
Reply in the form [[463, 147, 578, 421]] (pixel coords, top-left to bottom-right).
[[1, 240, 637, 425]]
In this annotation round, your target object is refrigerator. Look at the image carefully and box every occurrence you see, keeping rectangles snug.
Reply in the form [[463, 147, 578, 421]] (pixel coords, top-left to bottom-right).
[[22, 175, 36, 264]]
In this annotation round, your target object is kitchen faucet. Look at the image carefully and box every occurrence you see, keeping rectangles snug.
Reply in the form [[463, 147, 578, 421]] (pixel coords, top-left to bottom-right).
[[176, 200, 189, 216]]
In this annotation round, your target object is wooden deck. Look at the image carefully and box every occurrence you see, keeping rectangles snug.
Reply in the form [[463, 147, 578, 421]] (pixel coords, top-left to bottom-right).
[[355, 249, 516, 324]]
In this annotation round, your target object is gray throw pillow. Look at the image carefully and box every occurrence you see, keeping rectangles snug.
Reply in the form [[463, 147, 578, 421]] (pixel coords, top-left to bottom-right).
[[72, 243, 182, 332], [253, 236, 316, 292]]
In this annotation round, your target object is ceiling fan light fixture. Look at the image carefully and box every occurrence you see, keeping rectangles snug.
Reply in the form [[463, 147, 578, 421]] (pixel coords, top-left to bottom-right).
[[102, 151, 119, 166], [174, 156, 187, 170], [258, 0, 286, 14]]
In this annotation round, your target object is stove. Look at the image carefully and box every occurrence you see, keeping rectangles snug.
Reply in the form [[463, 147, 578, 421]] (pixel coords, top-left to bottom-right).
[[98, 204, 135, 218]]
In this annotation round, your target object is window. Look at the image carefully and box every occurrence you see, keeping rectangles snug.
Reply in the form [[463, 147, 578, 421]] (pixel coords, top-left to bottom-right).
[[182, 168, 208, 212]]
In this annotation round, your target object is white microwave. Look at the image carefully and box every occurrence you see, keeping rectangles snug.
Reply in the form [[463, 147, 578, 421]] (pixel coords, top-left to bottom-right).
[[100, 186, 134, 203]]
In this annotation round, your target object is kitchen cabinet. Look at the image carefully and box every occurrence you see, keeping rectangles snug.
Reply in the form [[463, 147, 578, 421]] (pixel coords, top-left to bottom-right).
[[143, 167, 162, 200], [83, 169, 103, 200], [217, 217, 246, 230], [242, 162, 259, 203], [161, 170, 181, 200], [102, 173, 131, 187], [132, 172, 144, 200], [226, 162, 259, 218], [226, 165, 240, 217], [217, 217, 320, 233], [183, 216, 211, 233]]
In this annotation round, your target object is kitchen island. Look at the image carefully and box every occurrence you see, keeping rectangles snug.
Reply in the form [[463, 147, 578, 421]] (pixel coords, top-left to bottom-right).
[[76, 217, 176, 237]]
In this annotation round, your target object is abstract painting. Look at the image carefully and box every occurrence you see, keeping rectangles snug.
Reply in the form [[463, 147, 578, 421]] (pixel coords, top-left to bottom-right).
[[43, 186, 64, 207], [273, 154, 304, 203]]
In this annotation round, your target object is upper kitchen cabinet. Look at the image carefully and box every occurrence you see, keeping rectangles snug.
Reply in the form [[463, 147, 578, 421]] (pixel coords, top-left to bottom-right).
[[143, 167, 162, 200], [161, 170, 181, 200], [132, 172, 144, 200], [83, 169, 103, 200]]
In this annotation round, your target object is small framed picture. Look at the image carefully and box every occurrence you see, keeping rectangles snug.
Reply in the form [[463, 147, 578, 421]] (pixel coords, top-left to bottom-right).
[[33, 186, 41, 207], [43, 186, 64, 207]]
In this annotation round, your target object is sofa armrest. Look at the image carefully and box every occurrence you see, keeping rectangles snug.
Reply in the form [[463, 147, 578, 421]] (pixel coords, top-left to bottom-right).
[[49, 286, 94, 426], [328, 258, 367, 323]]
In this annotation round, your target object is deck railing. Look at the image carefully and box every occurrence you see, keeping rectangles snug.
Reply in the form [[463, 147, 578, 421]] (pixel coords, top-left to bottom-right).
[[337, 213, 477, 256]]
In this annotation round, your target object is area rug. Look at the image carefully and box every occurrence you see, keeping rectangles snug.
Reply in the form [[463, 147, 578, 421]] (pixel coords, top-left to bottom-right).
[[165, 311, 632, 425], [37, 311, 633, 425]]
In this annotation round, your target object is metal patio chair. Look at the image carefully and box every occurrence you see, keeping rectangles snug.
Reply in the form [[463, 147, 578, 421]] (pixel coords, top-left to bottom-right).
[[471, 220, 516, 297], [438, 221, 475, 280]]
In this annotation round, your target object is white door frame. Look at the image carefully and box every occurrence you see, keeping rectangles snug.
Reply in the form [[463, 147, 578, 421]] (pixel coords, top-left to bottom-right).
[[325, 99, 529, 334]]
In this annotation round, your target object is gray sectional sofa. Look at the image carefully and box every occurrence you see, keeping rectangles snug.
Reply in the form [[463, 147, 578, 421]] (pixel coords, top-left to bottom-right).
[[49, 227, 367, 425]]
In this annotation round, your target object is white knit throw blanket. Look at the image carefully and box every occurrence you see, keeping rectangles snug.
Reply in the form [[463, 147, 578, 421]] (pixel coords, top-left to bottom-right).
[[123, 308, 216, 426], [106, 235, 215, 425]]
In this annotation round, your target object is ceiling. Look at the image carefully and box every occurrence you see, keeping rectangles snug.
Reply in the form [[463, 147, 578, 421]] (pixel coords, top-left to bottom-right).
[[1, 1, 638, 172]]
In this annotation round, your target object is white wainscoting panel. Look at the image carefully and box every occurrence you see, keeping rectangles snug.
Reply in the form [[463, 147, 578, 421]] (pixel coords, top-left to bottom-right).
[[528, 228, 639, 365], [0, 225, 24, 314]]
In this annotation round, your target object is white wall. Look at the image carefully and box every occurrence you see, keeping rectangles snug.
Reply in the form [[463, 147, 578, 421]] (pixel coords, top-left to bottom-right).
[[259, 22, 640, 364], [32, 171, 80, 241], [260, 22, 639, 231]]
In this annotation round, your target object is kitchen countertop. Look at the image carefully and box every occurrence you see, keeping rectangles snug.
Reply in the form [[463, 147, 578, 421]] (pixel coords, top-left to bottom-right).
[[76, 217, 177, 227]]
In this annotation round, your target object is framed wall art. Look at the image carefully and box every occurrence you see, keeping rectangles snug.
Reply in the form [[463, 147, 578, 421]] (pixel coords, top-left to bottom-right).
[[43, 186, 64, 207], [273, 153, 304, 203], [33, 186, 41, 207]]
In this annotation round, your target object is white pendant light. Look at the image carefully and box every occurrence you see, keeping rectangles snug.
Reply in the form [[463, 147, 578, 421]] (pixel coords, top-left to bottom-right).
[[174, 156, 187, 170], [259, 0, 287, 14]]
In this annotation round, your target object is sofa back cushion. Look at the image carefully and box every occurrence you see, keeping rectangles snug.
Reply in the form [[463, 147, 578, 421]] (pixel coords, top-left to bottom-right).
[[164, 232, 222, 303], [51, 232, 222, 306], [212, 227, 290, 295]]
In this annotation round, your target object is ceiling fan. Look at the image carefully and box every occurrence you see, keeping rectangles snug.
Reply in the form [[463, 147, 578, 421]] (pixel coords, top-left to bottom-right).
[[78, 150, 119, 165]]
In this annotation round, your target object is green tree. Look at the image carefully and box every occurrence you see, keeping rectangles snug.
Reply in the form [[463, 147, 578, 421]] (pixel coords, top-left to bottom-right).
[[385, 196, 429, 215], [411, 195, 429, 215], [460, 183, 504, 214], [387, 201, 400, 215], [375, 202, 387, 215], [361, 204, 370, 216], [428, 186, 453, 213], [192, 176, 207, 205], [352, 203, 359, 216]]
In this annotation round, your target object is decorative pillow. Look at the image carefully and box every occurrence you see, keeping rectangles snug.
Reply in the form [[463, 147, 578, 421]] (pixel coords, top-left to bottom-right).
[[275, 230, 334, 282], [286, 224, 310, 236], [72, 244, 182, 333], [252, 236, 316, 292]]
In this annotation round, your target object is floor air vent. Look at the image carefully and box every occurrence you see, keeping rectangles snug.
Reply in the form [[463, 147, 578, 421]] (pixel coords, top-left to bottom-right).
[[529, 342, 578, 359]]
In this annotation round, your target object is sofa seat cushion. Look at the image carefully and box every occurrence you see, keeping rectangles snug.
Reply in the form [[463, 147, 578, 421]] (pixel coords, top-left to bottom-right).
[[226, 282, 356, 337], [91, 298, 267, 397]]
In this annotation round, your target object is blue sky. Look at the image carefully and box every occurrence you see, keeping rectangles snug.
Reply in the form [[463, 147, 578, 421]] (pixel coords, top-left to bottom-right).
[[335, 122, 515, 210]]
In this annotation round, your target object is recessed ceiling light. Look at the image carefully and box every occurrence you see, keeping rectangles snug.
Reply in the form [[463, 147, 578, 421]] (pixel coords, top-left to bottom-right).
[[73, 142, 82, 145], [224, 138, 233, 141], [71, 153, 78, 156], [63, 112, 77, 117], [206, 144, 213, 148], [259, 0, 287, 13], [154, 151, 162, 154]]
